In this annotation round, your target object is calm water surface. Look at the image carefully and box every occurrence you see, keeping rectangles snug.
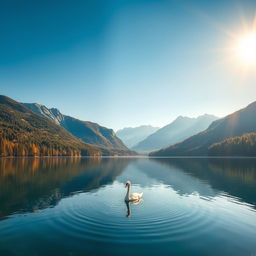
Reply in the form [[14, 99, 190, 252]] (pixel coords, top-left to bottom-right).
[[0, 157, 256, 256]]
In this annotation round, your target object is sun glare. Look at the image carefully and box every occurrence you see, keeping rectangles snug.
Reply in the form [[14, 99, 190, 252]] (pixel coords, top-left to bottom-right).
[[236, 33, 256, 64]]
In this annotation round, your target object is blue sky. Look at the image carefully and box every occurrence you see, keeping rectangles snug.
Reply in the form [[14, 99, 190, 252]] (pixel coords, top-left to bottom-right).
[[0, 0, 256, 130]]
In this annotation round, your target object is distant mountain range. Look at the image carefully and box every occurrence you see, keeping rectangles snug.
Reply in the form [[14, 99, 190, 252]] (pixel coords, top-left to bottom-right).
[[133, 114, 218, 152], [116, 125, 159, 148], [150, 101, 256, 156], [0, 95, 133, 157], [23, 103, 128, 151]]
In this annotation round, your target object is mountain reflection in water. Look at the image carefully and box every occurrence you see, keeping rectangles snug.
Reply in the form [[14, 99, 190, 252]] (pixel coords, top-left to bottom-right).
[[0, 157, 131, 219], [0, 157, 256, 256]]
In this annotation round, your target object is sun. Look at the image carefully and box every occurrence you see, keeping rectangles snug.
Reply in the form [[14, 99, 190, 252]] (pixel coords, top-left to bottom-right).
[[236, 33, 256, 64]]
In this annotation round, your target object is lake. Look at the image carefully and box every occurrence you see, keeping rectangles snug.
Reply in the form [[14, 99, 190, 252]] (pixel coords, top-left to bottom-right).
[[0, 157, 256, 256]]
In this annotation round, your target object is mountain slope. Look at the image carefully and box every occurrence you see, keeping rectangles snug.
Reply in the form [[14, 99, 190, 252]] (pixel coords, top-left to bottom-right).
[[208, 133, 256, 156], [0, 95, 101, 157], [116, 125, 159, 148], [151, 101, 256, 156], [23, 103, 130, 152], [133, 114, 218, 152]]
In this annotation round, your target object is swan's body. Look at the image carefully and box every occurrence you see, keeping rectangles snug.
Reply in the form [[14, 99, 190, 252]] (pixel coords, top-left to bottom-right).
[[125, 181, 143, 202]]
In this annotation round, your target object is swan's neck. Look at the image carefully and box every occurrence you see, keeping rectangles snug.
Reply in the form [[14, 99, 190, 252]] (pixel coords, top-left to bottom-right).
[[125, 185, 130, 201]]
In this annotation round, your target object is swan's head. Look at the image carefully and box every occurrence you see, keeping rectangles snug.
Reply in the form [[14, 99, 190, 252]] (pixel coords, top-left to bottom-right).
[[125, 181, 131, 188]]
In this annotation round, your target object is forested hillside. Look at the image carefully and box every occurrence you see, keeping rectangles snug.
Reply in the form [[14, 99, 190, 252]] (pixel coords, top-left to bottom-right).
[[209, 133, 256, 156], [0, 95, 101, 157]]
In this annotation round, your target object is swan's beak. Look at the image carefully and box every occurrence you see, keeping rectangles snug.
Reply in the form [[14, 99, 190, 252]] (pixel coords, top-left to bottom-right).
[[125, 183, 127, 188]]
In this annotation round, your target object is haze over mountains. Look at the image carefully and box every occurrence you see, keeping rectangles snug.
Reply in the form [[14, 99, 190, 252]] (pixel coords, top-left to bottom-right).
[[133, 114, 219, 152], [151, 101, 256, 156], [116, 125, 159, 148]]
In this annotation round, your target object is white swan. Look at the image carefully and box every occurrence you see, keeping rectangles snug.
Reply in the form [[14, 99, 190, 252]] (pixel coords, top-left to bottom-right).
[[125, 181, 143, 202]]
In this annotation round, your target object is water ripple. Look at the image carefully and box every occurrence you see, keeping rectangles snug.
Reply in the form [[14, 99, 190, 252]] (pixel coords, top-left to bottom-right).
[[47, 185, 217, 244]]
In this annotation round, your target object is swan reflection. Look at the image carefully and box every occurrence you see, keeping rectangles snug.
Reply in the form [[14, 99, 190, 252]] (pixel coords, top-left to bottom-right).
[[125, 198, 143, 217]]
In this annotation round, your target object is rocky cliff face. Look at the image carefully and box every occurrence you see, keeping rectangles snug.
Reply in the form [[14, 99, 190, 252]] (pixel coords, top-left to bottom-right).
[[22, 103, 64, 124]]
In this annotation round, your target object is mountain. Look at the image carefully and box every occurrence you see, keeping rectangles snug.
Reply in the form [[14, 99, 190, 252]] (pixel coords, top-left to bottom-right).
[[23, 103, 130, 152], [133, 114, 218, 152], [116, 125, 159, 148], [0, 95, 101, 157], [208, 133, 256, 156], [150, 101, 256, 156]]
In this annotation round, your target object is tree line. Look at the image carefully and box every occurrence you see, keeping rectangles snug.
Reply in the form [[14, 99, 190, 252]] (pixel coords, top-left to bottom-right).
[[208, 133, 256, 156]]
